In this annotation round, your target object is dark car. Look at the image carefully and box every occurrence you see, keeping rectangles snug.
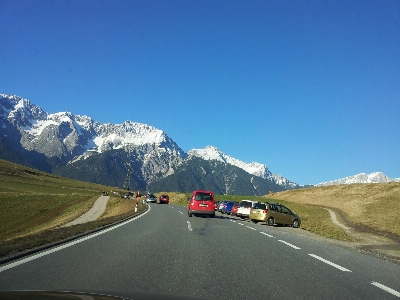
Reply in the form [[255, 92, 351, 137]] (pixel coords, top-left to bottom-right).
[[158, 194, 169, 204]]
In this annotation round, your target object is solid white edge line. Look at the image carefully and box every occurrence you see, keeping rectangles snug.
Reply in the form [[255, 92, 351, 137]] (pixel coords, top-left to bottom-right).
[[278, 240, 301, 249], [0, 205, 152, 273], [309, 254, 351, 272], [371, 281, 400, 297], [245, 226, 257, 231]]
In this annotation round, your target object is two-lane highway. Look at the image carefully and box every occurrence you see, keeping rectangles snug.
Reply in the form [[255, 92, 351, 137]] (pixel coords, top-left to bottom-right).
[[1, 203, 399, 299]]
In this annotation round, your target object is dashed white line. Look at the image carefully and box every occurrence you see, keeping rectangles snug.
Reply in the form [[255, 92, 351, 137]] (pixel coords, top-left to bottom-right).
[[309, 254, 351, 272], [246, 226, 257, 231], [278, 240, 301, 249], [371, 281, 400, 297], [238, 223, 244, 226], [187, 221, 192, 231], [179, 211, 183, 215], [260, 232, 274, 238]]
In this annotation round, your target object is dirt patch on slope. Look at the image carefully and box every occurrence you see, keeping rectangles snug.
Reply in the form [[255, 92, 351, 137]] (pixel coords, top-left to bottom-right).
[[266, 183, 400, 264]]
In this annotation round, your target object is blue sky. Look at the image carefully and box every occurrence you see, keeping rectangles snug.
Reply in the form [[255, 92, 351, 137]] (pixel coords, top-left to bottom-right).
[[1, 0, 399, 185]]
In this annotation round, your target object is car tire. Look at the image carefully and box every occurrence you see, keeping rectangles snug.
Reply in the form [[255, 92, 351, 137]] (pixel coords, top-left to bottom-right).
[[251, 219, 258, 224], [292, 219, 300, 228], [188, 211, 192, 217], [267, 217, 274, 226], [210, 214, 215, 218]]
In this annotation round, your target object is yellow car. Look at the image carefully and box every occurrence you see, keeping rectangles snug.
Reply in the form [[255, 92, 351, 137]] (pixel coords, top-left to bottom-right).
[[249, 202, 301, 228]]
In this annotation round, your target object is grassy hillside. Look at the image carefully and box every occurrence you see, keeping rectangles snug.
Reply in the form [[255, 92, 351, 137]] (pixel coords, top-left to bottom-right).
[[0, 159, 137, 243], [266, 183, 400, 238]]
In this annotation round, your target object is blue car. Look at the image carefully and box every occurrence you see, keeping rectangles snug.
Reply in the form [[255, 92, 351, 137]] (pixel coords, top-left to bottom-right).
[[221, 201, 237, 214]]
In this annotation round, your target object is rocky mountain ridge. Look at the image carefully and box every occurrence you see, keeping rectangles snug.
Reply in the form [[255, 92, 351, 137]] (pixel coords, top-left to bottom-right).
[[0, 94, 296, 192]]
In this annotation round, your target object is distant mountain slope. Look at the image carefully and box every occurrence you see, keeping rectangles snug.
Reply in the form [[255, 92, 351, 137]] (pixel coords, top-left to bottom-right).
[[189, 146, 299, 189], [316, 172, 400, 186], [148, 156, 286, 195]]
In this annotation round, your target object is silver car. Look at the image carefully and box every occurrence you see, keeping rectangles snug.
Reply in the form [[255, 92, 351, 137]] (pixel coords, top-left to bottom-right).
[[146, 194, 157, 203]]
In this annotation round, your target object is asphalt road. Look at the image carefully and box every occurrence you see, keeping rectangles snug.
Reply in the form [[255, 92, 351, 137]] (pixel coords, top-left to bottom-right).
[[1, 204, 399, 299]]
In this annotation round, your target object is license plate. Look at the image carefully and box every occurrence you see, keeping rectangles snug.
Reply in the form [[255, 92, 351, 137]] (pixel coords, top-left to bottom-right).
[[199, 204, 208, 207]]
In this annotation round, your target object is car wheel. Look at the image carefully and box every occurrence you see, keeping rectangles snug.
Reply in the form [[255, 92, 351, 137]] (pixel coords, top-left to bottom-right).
[[292, 219, 300, 228], [267, 217, 274, 226], [210, 214, 215, 218], [251, 219, 258, 224], [188, 210, 192, 217]]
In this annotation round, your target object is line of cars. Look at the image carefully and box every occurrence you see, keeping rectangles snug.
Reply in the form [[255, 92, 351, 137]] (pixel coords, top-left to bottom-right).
[[145, 193, 170, 204], [216, 199, 301, 228], [186, 190, 301, 228]]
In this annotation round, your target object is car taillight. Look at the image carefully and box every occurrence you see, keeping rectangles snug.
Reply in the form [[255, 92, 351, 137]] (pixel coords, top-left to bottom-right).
[[263, 209, 268, 213]]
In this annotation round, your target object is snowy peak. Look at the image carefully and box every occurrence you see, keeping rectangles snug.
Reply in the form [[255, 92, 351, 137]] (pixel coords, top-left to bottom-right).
[[0, 94, 185, 160], [1, 94, 48, 128], [188, 146, 299, 189], [316, 172, 400, 186], [189, 146, 268, 179]]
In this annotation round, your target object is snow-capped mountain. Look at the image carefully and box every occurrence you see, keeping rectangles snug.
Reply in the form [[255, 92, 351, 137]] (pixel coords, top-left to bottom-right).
[[316, 172, 400, 186], [0, 94, 298, 191], [189, 146, 299, 189], [0, 94, 186, 183]]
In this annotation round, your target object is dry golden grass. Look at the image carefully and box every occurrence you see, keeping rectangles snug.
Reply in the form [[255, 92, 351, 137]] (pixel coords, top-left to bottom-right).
[[101, 196, 142, 218], [266, 182, 400, 237], [154, 192, 190, 206]]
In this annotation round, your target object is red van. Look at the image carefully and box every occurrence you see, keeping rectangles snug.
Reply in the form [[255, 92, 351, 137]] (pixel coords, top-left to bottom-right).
[[188, 190, 215, 218]]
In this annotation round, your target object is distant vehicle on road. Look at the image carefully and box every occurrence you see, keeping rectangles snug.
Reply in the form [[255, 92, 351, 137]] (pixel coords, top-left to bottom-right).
[[188, 190, 215, 218], [158, 194, 169, 204], [146, 194, 157, 203]]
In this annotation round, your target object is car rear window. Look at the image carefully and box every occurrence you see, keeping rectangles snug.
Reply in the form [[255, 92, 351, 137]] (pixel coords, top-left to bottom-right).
[[240, 201, 253, 208], [253, 203, 266, 210], [194, 192, 213, 201]]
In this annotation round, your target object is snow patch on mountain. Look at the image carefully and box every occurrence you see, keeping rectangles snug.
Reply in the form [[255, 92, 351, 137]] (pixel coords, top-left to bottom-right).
[[188, 146, 268, 178], [188, 146, 299, 189], [316, 172, 400, 186]]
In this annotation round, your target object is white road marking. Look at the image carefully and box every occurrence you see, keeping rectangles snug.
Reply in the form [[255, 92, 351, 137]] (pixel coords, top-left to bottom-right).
[[371, 281, 400, 297], [246, 226, 257, 231], [309, 254, 352, 272], [238, 223, 244, 226], [0, 206, 152, 273], [278, 240, 301, 249], [187, 221, 192, 231], [179, 211, 183, 215], [260, 232, 274, 238]]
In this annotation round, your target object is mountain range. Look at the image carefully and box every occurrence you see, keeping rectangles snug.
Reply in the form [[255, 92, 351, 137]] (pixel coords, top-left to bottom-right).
[[0, 94, 299, 194], [315, 172, 400, 186], [1, 94, 397, 194]]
